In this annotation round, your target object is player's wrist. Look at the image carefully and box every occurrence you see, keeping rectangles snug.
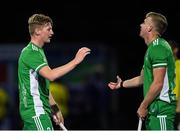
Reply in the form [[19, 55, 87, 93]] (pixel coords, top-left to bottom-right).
[[72, 58, 80, 66], [120, 81, 124, 88], [51, 104, 59, 115]]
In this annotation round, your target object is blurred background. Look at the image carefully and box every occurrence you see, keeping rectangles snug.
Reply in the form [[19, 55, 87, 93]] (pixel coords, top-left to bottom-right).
[[0, 0, 179, 130]]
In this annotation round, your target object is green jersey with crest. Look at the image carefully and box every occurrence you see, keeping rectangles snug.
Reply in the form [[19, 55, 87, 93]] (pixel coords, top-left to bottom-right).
[[143, 37, 176, 103], [18, 42, 50, 120]]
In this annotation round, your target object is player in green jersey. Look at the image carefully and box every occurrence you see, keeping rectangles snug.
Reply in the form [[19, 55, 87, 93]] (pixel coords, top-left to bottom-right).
[[108, 12, 176, 130], [18, 14, 91, 130]]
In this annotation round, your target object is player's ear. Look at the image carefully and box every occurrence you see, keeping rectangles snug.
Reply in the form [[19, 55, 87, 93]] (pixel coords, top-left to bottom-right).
[[34, 28, 41, 36], [148, 25, 153, 32]]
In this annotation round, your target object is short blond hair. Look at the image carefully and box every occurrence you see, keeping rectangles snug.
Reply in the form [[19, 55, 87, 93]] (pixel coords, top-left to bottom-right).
[[28, 14, 53, 35], [146, 12, 168, 35]]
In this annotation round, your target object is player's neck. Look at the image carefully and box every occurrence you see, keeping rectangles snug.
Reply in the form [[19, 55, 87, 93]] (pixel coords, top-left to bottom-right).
[[30, 37, 44, 48], [145, 34, 159, 45]]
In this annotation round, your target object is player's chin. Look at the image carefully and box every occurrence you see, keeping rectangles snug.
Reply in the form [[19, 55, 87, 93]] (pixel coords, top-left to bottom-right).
[[46, 39, 51, 43]]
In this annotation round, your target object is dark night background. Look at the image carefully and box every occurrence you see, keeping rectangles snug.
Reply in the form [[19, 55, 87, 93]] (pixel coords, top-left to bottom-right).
[[0, 0, 179, 130]]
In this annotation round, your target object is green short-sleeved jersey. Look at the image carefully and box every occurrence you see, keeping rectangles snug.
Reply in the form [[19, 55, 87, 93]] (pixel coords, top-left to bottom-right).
[[143, 37, 176, 103], [18, 42, 51, 120]]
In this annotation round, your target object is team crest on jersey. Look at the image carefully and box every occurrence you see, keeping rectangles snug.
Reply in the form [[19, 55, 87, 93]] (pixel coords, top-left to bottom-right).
[[153, 39, 159, 46], [32, 44, 39, 51]]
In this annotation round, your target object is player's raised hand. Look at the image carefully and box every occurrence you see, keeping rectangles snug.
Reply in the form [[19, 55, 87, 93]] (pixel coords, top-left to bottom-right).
[[74, 47, 91, 65], [108, 75, 122, 89]]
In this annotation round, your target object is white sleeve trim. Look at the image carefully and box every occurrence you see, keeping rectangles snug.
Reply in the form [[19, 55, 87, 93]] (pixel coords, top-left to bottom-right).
[[152, 63, 167, 67], [35, 63, 47, 71]]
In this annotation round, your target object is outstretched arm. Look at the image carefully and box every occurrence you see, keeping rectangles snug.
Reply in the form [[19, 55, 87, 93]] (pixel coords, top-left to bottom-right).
[[108, 69, 144, 89], [39, 47, 91, 81]]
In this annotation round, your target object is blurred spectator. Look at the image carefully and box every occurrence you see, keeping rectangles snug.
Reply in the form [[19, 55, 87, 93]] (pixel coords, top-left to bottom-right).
[[168, 40, 180, 130]]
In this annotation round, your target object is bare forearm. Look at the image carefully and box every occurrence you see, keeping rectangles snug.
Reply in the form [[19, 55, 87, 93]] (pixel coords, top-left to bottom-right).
[[49, 92, 64, 124], [123, 76, 143, 88], [39, 60, 78, 81], [51, 46, 90, 80], [39, 47, 90, 81], [51, 60, 77, 80], [49, 92, 56, 106], [140, 82, 162, 108]]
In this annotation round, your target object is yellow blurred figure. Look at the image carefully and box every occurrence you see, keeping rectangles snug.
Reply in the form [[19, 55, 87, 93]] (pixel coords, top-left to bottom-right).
[[0, 88, 8, 120], [169, 40, 180, 129], [168, 40, 180, 98], [50, 82, 69, 117], [174, 60, 180, 98]]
